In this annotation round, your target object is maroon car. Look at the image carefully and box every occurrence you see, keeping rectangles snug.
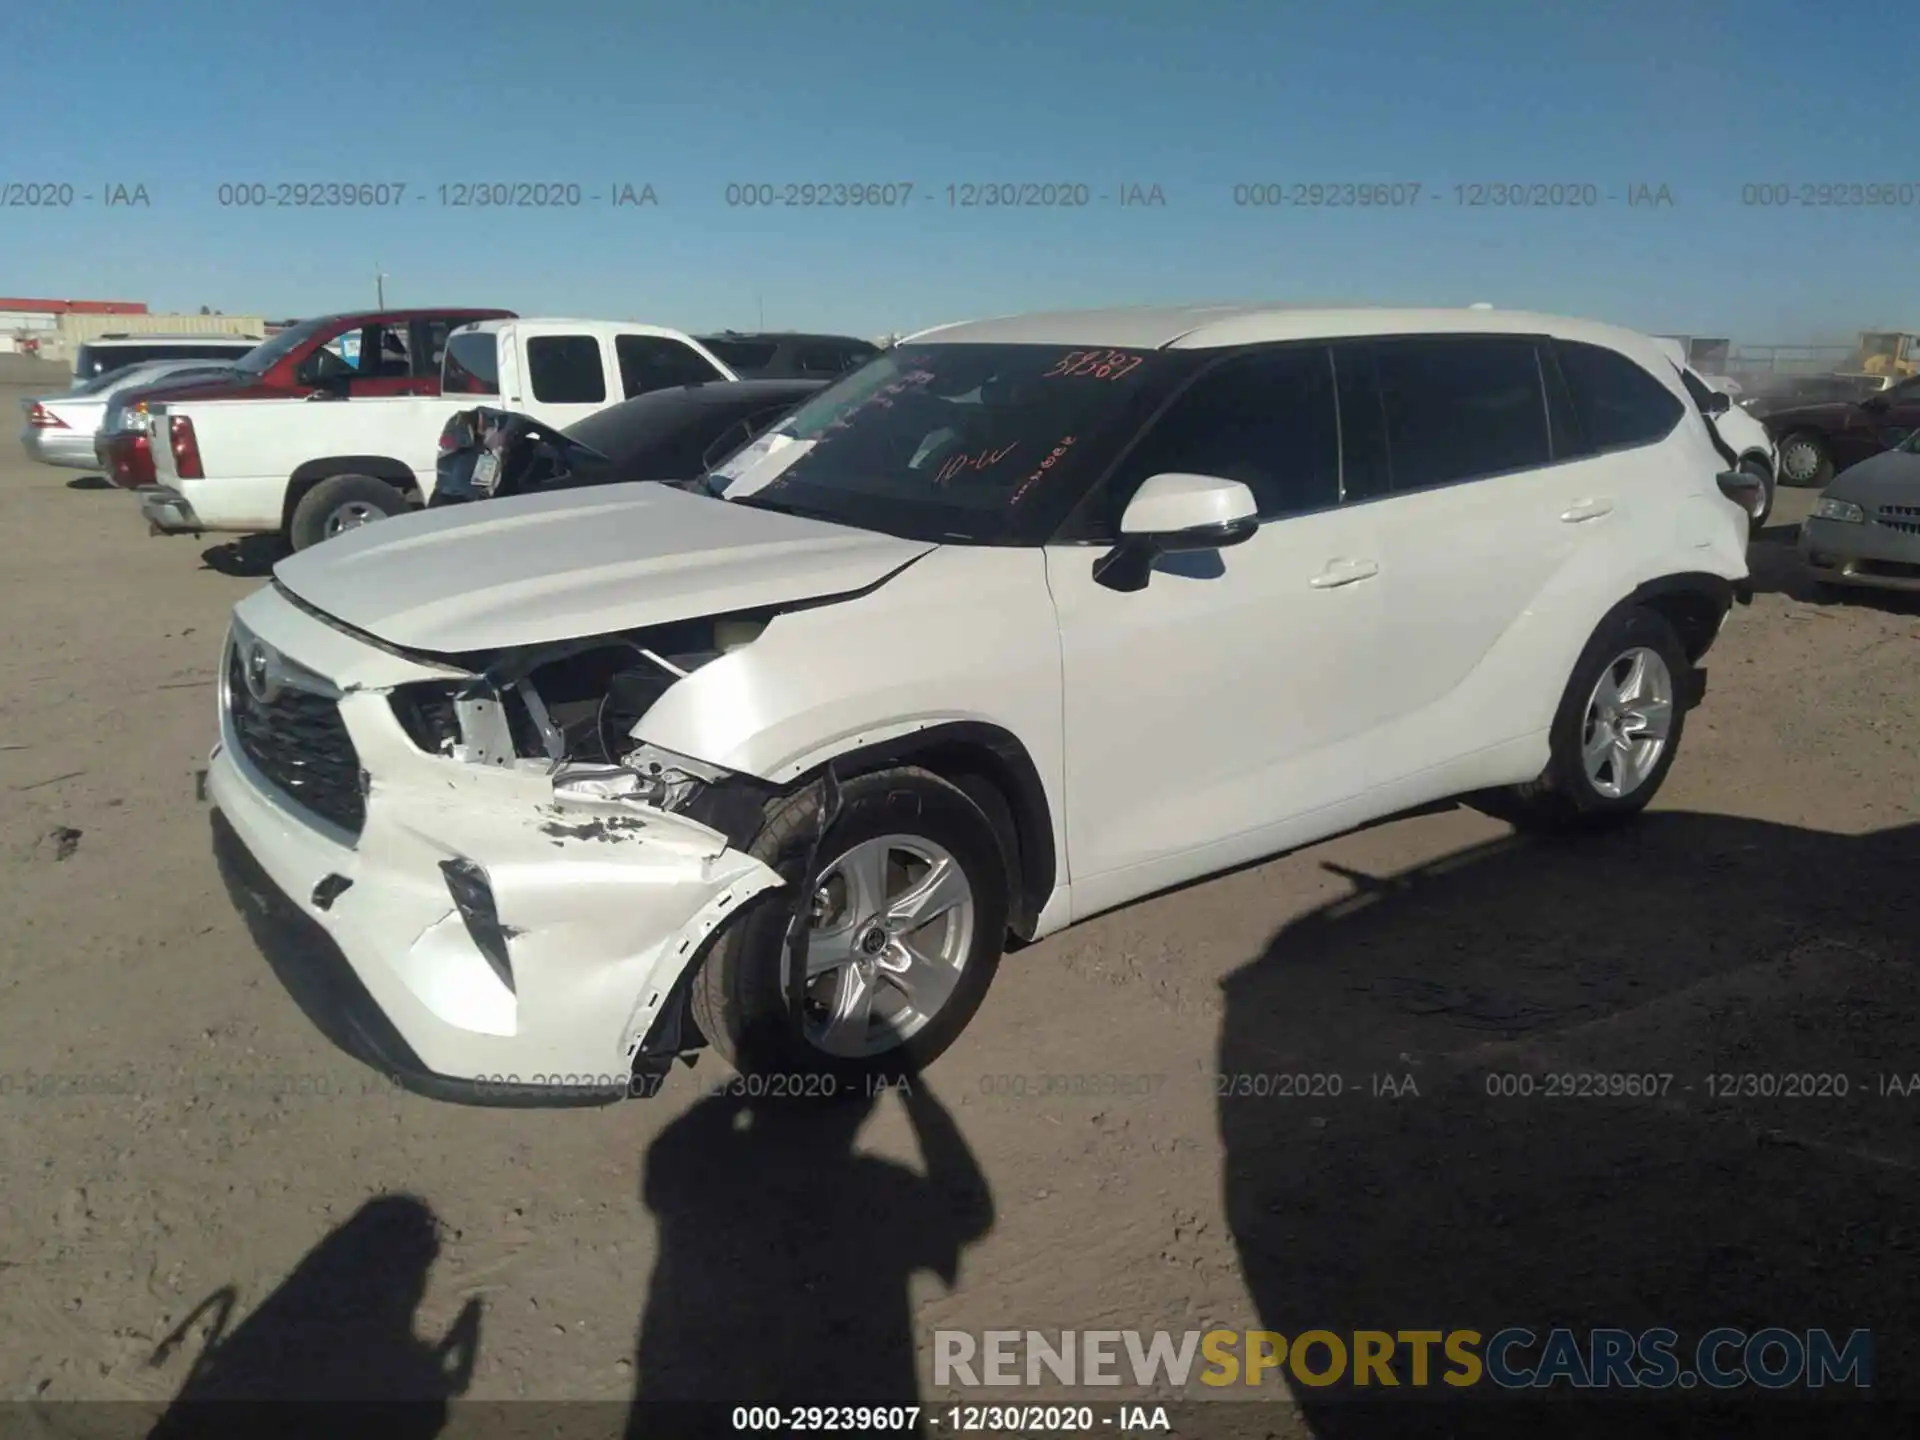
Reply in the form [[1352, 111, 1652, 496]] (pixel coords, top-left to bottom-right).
[[99, 307, 515, 487], [1763, 371, 1920, 488]]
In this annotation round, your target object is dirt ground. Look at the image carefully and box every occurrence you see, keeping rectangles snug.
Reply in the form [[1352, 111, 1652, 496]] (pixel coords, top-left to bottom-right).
[[1, 386, 1916, 1437]]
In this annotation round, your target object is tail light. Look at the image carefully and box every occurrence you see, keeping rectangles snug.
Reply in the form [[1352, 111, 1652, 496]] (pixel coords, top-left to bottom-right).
[[26, 403, 67, 429], [169, 416, 204, 480], [107, 434, 155, 489]]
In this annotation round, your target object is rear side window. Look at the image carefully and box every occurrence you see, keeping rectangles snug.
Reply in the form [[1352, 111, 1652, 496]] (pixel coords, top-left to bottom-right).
[[796, 344, 873, 376], [700, 338, 780, 372], [442, 332, 500, 395], [1552, 340, 1684, 452], [528, 335, 607, 404], [1372, 336, 1551, 491], [616, 335, 728, 397]]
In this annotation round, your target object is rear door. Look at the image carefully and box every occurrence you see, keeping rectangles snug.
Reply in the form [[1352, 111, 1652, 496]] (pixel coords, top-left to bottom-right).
[[1359, 332, 1695, 786], [1344, 334, 1589, 784], [518, 330, 616, 431]]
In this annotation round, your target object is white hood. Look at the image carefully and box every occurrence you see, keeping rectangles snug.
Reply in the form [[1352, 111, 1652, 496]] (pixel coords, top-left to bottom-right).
[[270, 482, 935, 655]]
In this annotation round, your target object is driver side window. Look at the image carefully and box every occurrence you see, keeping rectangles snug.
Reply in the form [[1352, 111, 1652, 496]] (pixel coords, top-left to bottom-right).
[[1084, 345, 1339, 538]]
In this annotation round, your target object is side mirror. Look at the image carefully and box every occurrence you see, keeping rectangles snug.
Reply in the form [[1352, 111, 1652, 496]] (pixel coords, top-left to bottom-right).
[[1093, 472, 1259, 593], [1861, 394, 1890, 413], [1702, 391, 1731, 418], [1715, 468, 1765, 517]]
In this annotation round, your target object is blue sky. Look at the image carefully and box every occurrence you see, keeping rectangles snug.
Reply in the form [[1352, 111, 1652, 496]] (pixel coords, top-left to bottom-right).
[[1, 0, 1909, 343]]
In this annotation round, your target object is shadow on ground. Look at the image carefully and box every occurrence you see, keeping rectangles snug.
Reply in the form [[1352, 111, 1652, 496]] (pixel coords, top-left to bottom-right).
[[64, 474, 115, 491], [199, 534, 288, 577], [625, 1077, 994, 1434], [145, 1195, 479, 1438], [1220, 811, 1919, 1435]]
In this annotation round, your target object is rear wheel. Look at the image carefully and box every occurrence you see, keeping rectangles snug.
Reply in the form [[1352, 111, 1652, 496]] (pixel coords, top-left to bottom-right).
[[1495, 606, 1691, 832], [288, 474, 410, 550], [689, 767, 1010, 1087], [1776, 432, 1833, 488]]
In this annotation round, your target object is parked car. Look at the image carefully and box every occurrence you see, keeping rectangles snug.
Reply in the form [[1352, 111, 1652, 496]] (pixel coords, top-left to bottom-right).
[[694, 331, 880, 380], [1753, 372, 1920, 486], [1798, 428, 1920, 595], [1653, 339, 1776, 531], [203, 304, 1753, 1105], [96, 307, 515, 491], [140, 320, 738, 548], [70, 333, 261, 385], [430, 380, 827, 507], [18, 359, 240, 468]]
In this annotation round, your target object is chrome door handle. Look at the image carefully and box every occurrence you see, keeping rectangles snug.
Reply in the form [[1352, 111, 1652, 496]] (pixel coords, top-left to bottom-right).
[[1561, 498, 1614, 522], [1310, 559, 1380, 588]]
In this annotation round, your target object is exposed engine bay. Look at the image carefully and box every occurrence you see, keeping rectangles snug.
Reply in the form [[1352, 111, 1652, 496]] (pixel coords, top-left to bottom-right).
[[383, 612, 771, 816]]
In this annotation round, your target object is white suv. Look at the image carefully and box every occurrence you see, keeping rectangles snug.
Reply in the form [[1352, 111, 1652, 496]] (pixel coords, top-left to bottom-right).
[[206, 305, 1755, 1105]]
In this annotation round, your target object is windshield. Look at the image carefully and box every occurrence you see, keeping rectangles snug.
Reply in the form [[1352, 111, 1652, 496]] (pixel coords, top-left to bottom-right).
[[233, 317, 333, 373], [710, 342, 1185, 544]]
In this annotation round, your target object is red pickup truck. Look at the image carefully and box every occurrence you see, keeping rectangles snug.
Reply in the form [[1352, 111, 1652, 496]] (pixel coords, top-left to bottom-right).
[[100, 306, 515, 487]]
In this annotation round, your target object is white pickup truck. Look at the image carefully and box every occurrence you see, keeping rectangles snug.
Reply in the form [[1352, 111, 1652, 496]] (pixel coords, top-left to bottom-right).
[[138, 319, 739, 549]]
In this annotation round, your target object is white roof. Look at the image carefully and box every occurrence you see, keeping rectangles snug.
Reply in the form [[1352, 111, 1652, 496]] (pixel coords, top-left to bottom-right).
[[904, 304, 1674, 367], [454, 316, 700, 339]]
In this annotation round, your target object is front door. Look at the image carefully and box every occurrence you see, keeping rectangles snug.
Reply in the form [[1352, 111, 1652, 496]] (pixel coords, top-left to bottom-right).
[[1046, 344, 1391, 918]]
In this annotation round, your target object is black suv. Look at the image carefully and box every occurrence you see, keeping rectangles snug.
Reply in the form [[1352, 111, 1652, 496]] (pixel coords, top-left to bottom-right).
[[693, 331, 881, 380]]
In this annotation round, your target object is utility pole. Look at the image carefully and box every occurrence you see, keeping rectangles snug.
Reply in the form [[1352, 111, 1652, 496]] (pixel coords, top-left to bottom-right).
[[757, 293, 764, 329], [376, 266, 388, 309]]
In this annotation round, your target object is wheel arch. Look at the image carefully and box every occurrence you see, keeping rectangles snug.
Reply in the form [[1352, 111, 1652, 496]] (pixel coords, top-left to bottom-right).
[[695, 720, 1059, 940], [1621, 571, 1741, 665], [282, 456, 420, 532]]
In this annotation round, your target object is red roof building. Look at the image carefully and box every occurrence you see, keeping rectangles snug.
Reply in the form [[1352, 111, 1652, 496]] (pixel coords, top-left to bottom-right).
[[0, 297, 149, 315]]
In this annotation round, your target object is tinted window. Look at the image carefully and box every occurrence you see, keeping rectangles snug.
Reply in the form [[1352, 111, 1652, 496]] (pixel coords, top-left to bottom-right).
[[720, 342, 1187, 545], [1373, 336, 1551, 490], [1553, 340, 1684, 451], [699, 337, 780, 372], [1092, 346, 1339, 532], [527, 336, 606, 404], [1540, 345, 1586, 459], [616, 335, 727, 397], [797, 344, 874, 375], [362, 323, 412, 379], [73, 342, 251, 379], [416, 319, 456, 376], [1331, 343, 1390, 503], [443, 332, 500, 395]]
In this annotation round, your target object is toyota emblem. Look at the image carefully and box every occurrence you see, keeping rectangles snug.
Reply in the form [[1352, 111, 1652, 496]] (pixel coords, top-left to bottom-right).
[[244, 640, 276, 702]]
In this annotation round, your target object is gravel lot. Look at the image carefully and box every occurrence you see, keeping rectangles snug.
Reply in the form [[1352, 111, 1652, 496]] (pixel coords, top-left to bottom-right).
[[2, 384, 1915, 1436]]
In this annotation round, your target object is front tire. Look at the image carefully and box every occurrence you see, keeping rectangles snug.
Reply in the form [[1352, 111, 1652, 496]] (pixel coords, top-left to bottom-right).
[[1496, 606, 1691, 832], [1776, 431, 1833, 488], [690, 766, 1010, 1087], [288, 474, 410, 550]]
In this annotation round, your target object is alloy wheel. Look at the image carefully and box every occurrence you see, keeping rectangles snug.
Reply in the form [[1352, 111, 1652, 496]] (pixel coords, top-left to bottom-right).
[[1580, 647, 1675, 799], [795, 834, 976, 1058]]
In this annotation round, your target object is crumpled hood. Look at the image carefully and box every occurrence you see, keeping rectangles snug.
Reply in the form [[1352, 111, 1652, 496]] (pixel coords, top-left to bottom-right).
[[271, 481, 935, 655], [1823, 447, 1920, 504]]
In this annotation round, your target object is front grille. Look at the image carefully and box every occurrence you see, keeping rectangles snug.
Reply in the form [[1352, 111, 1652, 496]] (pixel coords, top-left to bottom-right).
[[227, 643, 366, 836], [1873, 509, 1920, 536]]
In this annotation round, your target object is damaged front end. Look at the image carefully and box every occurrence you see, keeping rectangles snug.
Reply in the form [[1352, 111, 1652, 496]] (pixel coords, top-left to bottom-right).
[[210, 589, 796, 1104]]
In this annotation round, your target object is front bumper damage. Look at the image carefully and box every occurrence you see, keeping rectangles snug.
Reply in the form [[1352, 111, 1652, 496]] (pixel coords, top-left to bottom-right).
[[207, 585, 786, 1106]]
